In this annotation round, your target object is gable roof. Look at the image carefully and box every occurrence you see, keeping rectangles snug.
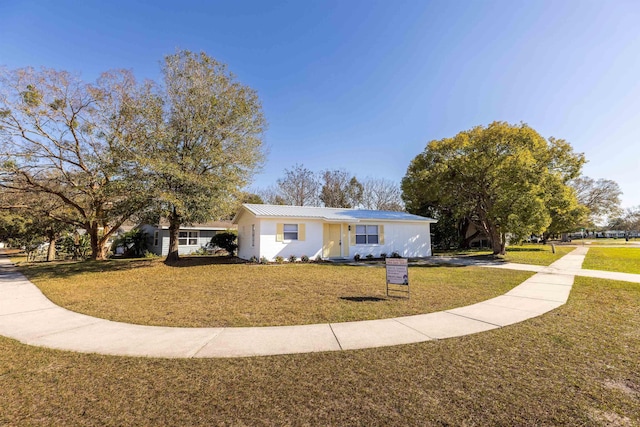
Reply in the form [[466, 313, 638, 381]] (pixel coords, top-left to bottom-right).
[[233, 204, 436, 223]]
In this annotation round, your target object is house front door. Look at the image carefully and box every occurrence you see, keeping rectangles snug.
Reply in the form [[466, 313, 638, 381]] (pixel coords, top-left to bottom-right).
[[323, 224, 342, 258]]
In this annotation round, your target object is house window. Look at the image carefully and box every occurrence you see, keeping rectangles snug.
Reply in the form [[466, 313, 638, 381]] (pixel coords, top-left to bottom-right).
[[283, 224, 298, 240], [178, 231, 198, 245], [153, 231, 159, 246], [355, 225, 379, 244], [251, 224, 255, 247]]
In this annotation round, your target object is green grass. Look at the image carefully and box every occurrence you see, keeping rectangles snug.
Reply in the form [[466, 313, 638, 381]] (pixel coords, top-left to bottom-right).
[[13, 257, 532, 327], [583, 247, 640, 274], [1, 276, 638, 425], [435, 244, 574, 266], [580, 238, 640, 245]]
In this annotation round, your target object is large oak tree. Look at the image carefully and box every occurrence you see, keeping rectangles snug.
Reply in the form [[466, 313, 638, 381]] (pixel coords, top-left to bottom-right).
[[0, 67, 148, 260], [402, 122, 585, 255], [122, 51, 266, 263]]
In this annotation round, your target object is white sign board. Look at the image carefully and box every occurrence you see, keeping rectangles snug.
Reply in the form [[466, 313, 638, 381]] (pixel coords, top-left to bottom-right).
[[386, 258, 408, 285]]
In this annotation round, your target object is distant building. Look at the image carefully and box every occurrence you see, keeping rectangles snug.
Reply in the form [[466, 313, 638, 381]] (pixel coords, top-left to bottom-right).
[[139, 220, 236, 256]]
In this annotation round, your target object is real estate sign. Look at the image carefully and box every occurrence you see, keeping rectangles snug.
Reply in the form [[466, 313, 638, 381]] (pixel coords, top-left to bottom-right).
[[386, 257, 409, 297], [386, 258, 409, 285]]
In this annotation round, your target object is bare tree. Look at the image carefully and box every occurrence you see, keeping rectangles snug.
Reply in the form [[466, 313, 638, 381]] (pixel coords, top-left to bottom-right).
[[255, 185, 287, 205], [276, 164, 320, 206], [319, 169, 363, 208], [626, 206, 640, 231], [361, 177, 404, 211], [570, 176, 622, 225]]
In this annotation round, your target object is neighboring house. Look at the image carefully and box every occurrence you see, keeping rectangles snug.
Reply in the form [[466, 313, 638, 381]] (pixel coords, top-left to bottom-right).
[[139, 220, 236, 256], [598, 230, 639, 239], [464, 222, 491, 248], [233, 204, 436, 261], [109, 220, 138, 255]]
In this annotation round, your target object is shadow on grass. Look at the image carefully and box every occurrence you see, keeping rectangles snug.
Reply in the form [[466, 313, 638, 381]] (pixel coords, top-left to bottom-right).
[[506, 247, 547, 252], [460, 254, 508, 262], [409, 263, 469, 268], [164, 256, 248, 268], [339, 296, 387, 302], [16, 255, 249, 279], [13, 258, 159, 281]]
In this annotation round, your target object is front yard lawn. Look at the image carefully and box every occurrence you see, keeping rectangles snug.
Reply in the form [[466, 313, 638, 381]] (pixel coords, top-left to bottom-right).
[[1, 276, 638, 425], [581, 238, 640, 245], [435, 244, 573, 266], [583, 247, 640, 274], [13, 258, 532, 327]]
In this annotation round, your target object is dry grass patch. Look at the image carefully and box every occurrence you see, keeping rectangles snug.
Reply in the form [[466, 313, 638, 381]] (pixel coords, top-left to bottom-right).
[[0, 276, 638, 425], [583, 247, 640, 274], [14, 258, 531, 326]]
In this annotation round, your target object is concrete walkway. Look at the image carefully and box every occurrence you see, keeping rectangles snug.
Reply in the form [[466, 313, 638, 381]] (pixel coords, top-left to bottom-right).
[[0, 247, 636, 358]]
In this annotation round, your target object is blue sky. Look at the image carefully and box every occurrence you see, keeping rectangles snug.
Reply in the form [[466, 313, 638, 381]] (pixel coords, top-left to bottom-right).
[[1, 0, 639, 208]]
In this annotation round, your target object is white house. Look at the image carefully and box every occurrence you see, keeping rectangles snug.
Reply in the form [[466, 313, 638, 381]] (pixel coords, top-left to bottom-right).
[[233, 204, 436, 261], [139, 220, 236, 256]]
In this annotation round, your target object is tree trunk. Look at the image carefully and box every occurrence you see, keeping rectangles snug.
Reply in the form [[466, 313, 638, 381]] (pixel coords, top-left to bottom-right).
[[165, 209, 181, 264], [46, 236, 56, 262], [89, 229, 101, 261], [97, 241, 109, 260], [88, 223, 109, 261], [489, 227, 505, 255], [460, 230, 481, 249]]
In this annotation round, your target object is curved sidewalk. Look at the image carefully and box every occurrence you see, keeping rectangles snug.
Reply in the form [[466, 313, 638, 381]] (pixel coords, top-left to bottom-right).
[[0, 247, 613, 359]]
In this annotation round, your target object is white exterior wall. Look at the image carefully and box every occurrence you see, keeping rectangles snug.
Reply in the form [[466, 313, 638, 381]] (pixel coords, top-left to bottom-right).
[[258, 218, 324, 261], [236, 215, 261, 261], [235, 216, 433, 261], [346, 221, 432, 259]]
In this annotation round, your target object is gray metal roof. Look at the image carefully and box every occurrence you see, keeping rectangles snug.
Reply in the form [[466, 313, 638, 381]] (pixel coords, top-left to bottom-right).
[[156, 220, 236, 230], [235, 204, 436, 223]]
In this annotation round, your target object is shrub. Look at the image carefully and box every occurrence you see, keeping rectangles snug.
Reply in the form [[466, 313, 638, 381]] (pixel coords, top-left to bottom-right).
[[249, 255, 258, 263], [110, 229, 149, 258], [380, 252, 387, 259], [259, 256, 269, 264], [288, 255, 297, 263], [143, 250, 159, 259], [192, 247, 208, 256], [59, 234, 91, 260], [353, 253, 361, 261], [366, 254, 374, 260], [275, 255, 284, 264], [314, 255, 323, 262], [300, 255, 309, 263], [391, 251, 401, 258], [209, 231, 238, 255]]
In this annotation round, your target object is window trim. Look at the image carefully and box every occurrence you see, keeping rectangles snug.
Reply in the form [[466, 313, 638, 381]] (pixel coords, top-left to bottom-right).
[[178, 230, 199, 246], [355, 224, 379, 245], [283, 224, 299, 241], [251, 224, 255, 247]]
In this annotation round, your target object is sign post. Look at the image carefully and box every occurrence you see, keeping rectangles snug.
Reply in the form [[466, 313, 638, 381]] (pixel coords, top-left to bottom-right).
[[385, 258, 409, 298]]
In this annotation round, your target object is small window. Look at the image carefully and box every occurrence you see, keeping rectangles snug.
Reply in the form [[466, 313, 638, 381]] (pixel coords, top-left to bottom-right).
[[153, 231, 159, 246], [283, 224, 298, 240], [251, 224, 255, 247], [178, 231, 198, 245], [355, 225, 378, 244]]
